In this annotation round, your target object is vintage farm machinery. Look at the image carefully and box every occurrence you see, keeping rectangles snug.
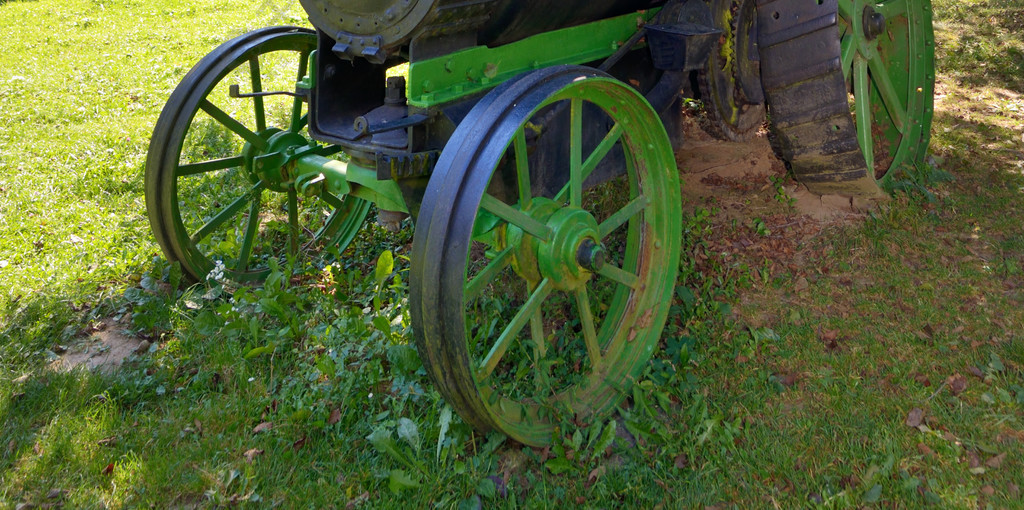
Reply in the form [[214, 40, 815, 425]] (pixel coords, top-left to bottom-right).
[[145, 0, 934, 445]]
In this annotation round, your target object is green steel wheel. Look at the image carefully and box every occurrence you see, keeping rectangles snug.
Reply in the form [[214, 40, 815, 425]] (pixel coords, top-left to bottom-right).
[[838, 0, 935, 183], [411, 66, 681, 446], [145, 27, 370, 283], [699, 0, 767, 142]]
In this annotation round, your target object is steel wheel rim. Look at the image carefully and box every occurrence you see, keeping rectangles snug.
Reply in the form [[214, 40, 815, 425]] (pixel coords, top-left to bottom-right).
[[145, 28, 370, 283], [412, 66, 681, 446], [838, 0, 935, 183]]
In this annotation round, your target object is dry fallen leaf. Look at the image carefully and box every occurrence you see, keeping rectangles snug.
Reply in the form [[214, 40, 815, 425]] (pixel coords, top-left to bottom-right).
[[674, 454, 689, 470], [947, 374, 968, 396], [905, 408, 925, 428], [967, 366, 985, 380], [293, 436, 307, 451], [327, 408, 342, 426], [917, 443, 935, 457], [968, 450, 982, 469], [243, 448, 264, 463], [1008, 483, 1020, 498], [252, 421, 273, 434], [981, 485, 995, 497], [914, 373, 932, 387], [985, 453, 1007, 469], [101, 463, 114, 476], [97, 436, 117, 447]]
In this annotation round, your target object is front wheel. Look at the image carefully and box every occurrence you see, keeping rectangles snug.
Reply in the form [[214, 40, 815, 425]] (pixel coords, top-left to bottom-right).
[[145, 27, 370, 283], [410, 66, 682, 446]]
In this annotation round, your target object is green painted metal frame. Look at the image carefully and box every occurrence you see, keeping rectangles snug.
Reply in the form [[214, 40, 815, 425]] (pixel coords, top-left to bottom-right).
[[406, 10, 658, 108]]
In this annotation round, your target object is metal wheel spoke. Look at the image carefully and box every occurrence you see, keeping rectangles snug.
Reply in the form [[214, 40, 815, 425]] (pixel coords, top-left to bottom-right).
[[555, 123, 623, 204], [290, 51, 311, 133], [597, 263, 640, 289], [191, 182, 264, 243], [574, 287, 602, 367], [288, 188, 300, 256], [837, 0, 855, 20], [236, 194, 263, 272], [569, 98, 583, 207], [465, 245, 515, 302], [199, 99, 268, 151], [599, 195, 648, 239], [477, 278, 553, 382], [867, 54, 908, 133], [249, 57, 266, 132], [840, 34, 856, 81], [480, 194, 553, 241], [514, 127, 532, 209], [177, 156, 245, 177], [581, 123, 623, 182], [854, 57, 876, 172]]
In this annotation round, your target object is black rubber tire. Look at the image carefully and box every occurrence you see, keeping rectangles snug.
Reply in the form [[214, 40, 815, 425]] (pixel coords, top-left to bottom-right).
[[755, 0, 884, 197]]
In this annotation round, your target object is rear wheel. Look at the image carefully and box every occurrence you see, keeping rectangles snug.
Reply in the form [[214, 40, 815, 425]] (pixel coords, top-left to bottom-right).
[[698, 0, 766, 142], [411, 66, 681, 446], [755, 0, 934, 196]]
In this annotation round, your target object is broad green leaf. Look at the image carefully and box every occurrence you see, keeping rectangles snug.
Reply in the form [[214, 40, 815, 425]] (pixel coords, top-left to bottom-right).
[[316, 354, 337, 379], [592, 420, 617, 458], [388, 469, 421, 493], [375, 250, 394, 284], [397, 418, 421, 454], [243, 344, 275, 359], [476, 477, 496, 499], [544, 457, 573, 475], [436, 405, 452, 462], [863, 484, 882, 504], [373, 315, 392, 335]]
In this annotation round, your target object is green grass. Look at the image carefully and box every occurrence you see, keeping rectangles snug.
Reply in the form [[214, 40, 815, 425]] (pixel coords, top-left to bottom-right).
[[2, 0, 1024, 508]]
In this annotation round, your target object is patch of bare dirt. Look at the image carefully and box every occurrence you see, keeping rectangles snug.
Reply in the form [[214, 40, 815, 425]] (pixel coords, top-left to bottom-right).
[[51, 319, 148, 373], [676, 115, 869, 223]]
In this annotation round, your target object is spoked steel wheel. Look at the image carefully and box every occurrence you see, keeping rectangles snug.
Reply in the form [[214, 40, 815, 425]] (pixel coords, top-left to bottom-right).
[[699, 0, 767, 142], [146, 27, 370, 283], [411, 66, 681, 446], [838, 0, 934, 184]]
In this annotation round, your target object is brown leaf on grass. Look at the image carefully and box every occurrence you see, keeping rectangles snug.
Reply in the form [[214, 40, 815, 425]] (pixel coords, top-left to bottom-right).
[[674, 454, 689, 470], [243, 448, 264, 463], [981, 485, 995, 497], [1008, 483, 1020, 498], [985, 453, 1007, 468], [776, 372, 799, 387], [293, 436, 307, 451], [46, 489, 66, 499], [967, 366, 985, 380], [97, 436, 117, 447], [252, 422, 273, 434], [947, 374, 968, 395], [587, 465, 606, 485], [917, 443, 935, 457], [913, 372, 932, 387], [327, 408, 342, 425], [820, 328, 841, 352], [101, 463, 114, 476], [968, 450, 982, 469], [7, 440, 16, 454], [905, 408, 925, 428]]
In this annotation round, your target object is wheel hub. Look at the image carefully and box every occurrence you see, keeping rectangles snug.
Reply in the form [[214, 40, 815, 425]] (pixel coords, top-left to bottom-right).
[[504, 199, 603, 292], [862, 6, 885, 41], [242, 129, 307, 192]]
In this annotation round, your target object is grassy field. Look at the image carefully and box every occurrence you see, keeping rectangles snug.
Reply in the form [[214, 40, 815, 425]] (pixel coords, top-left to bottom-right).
[[1, 0, 1022, 507]]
